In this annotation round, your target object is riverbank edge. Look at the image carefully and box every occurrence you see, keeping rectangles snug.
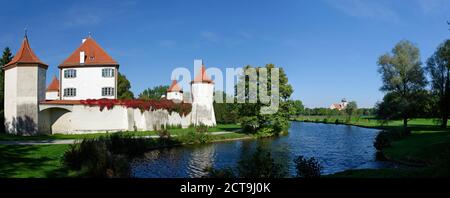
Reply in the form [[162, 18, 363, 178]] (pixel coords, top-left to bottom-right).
[[291, 120, 429, 174]]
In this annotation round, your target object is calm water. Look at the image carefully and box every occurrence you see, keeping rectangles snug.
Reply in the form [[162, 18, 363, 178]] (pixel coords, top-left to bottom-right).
[[131, 122, 398, 178]]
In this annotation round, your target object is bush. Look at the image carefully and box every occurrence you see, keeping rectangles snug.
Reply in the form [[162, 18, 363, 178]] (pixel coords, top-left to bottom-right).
[[294, 156, 322, 178], [178, 131, 211, 144], [334, 119, 341, 124], [240, 116, 259, 133], [195, 124, 208, 133], [204, 167, 236, 178], [374, 131, 392, 150], [323, 118, 328, 123], [374, 128, 411, 151]]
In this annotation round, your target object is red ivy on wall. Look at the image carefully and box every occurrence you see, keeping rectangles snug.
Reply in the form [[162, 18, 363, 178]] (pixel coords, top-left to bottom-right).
[[80, 99, 192, 116]]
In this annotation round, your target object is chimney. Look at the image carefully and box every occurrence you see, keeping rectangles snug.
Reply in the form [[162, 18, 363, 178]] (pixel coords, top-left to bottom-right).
[[82, 39, 87, 43], [80, 51, 85, 64]]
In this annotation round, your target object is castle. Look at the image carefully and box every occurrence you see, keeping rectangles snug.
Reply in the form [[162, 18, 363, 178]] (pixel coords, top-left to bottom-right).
[[3, 34, 216, 135]]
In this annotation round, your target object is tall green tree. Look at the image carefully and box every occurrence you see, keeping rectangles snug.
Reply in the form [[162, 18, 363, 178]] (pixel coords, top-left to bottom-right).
[[117, 72, 134, 99], [426, 39, 450, 128], [1, 47, 13, 132], [377, 40, 427, 128], [138, 85, 169, 100], [344, 101, 357, 122], [236, 64, 293, 134]]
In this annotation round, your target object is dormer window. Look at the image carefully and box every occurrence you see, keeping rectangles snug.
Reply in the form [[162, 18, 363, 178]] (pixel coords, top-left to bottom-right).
[[102, 68, 114, 78], [64, 69, 76, 78]]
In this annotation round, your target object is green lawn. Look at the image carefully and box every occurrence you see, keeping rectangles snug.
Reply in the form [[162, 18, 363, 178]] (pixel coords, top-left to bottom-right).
[[0, 144, 75, 178], [0, 124, 241, 141]]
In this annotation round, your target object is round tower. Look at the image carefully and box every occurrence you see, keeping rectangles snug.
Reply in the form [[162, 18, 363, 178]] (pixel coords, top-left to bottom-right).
[[190, 63, 216, 126], [3, 34, 48, 135]]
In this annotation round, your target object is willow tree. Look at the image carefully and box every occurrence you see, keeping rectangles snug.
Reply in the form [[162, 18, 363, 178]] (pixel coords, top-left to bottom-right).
[[426, 39, 450, 128], [377, 40, 427, 128]]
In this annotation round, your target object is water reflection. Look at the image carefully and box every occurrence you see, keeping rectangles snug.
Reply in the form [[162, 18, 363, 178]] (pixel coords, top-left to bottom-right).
[[131, 122, 399, 178]]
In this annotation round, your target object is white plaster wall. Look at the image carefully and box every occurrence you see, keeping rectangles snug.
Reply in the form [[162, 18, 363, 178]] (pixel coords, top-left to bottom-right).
[[167, 91, 183, 101], [48, 104, 192, 134], [4, 66, 46, 134], [61, 67, 116, 100], [191, 83, 216, 126], [4, 67, 18, 133], [46, 91, 59, 100]]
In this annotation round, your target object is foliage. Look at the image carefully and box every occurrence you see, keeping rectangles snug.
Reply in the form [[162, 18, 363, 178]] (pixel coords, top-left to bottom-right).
[[138, 85, 169, 100], [374, 128, 411, 151], [178, 131, 211, 144], [80, 98, 192, 115], [426, 39, 450, 128], [195, 124, 208, 133], [344, 101, 358, 123], [213, 92, 239, 124], [377, 40, 427, 128], [205, 147, 287, 178], [236, 64, 293, 135], [117, 72, 134, 99], [294, 156, 322, 178], [0, 47, 13, 133]]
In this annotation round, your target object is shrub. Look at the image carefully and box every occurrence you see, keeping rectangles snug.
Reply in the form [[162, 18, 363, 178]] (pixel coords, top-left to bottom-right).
[[195, 124, 208, 133], [323, 118, 328, 123], [240, 116, 259, 133], [374, 131, 392, 150], [178, 131, 211, 144], [237, 147, 286, 178], [334, 119, 341, 124], [204, 167, 236, 178], [294, 156, 322, 178]]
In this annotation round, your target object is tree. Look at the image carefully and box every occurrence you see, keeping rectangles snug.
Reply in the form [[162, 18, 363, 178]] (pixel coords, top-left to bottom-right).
[[236, 64, 294, 134], [0, 47, 13, 133], [117, 72, 134, 99], [377, 40, 427, 128], [344, 101, 357, 122], [426, 39, 450, 128], [288, 100, 304, 116], [138, 85, 169, 100]]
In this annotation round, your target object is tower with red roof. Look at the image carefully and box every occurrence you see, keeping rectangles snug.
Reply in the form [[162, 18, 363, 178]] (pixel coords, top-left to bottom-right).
[[190, 60, 216, 126], [166, 80, 183, 101], [3, 34, 48, 135]]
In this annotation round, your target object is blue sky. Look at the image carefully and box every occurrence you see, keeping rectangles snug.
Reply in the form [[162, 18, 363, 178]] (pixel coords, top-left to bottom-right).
[[0, 0, 449, 108]]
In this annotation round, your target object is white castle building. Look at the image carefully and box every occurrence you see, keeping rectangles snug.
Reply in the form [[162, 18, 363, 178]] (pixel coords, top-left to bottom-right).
[[3, 34, 216, 135]]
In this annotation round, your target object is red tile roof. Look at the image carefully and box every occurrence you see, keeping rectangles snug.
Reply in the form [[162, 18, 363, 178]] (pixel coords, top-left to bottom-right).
[[192, 65, 213, 84], [4, 36, 48, 69], [167, 80, 183, 92], [46, 76, 60, 92], [59, 37, 118, 68]]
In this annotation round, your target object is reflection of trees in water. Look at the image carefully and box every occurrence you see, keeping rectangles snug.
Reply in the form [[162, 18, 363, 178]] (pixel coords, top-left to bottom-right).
[[187, 145, 215, 178]]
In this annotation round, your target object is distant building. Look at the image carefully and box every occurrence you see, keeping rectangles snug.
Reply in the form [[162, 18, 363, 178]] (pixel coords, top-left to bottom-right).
[[166, 80, 183, 101], [330, 98, 348, 111]]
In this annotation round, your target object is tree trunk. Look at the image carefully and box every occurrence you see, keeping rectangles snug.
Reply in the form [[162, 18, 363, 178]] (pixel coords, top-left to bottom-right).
[[403, 117, 408, 129], [442, 116, 448, 128]]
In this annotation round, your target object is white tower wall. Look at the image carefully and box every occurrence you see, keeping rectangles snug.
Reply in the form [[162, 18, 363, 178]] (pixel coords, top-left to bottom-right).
[[191, 83, 216, 126], [4, 66, 47, 135]]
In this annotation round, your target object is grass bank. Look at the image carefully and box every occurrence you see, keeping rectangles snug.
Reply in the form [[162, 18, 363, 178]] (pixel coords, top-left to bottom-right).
[[295, 116, 450, 177], [0, 124, 241, 141], [0, 124, 258, 178]]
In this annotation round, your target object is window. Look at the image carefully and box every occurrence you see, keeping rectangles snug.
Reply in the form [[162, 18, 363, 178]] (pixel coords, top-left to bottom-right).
[[64, 69, 76, 78], [63, 88, 76, 97], [102, 68, 114, 77], [102, 87, 114, 96]]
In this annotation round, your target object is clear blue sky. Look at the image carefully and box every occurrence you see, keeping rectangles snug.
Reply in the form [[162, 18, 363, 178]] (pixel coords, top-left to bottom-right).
[[0, 0, 449, 108]]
